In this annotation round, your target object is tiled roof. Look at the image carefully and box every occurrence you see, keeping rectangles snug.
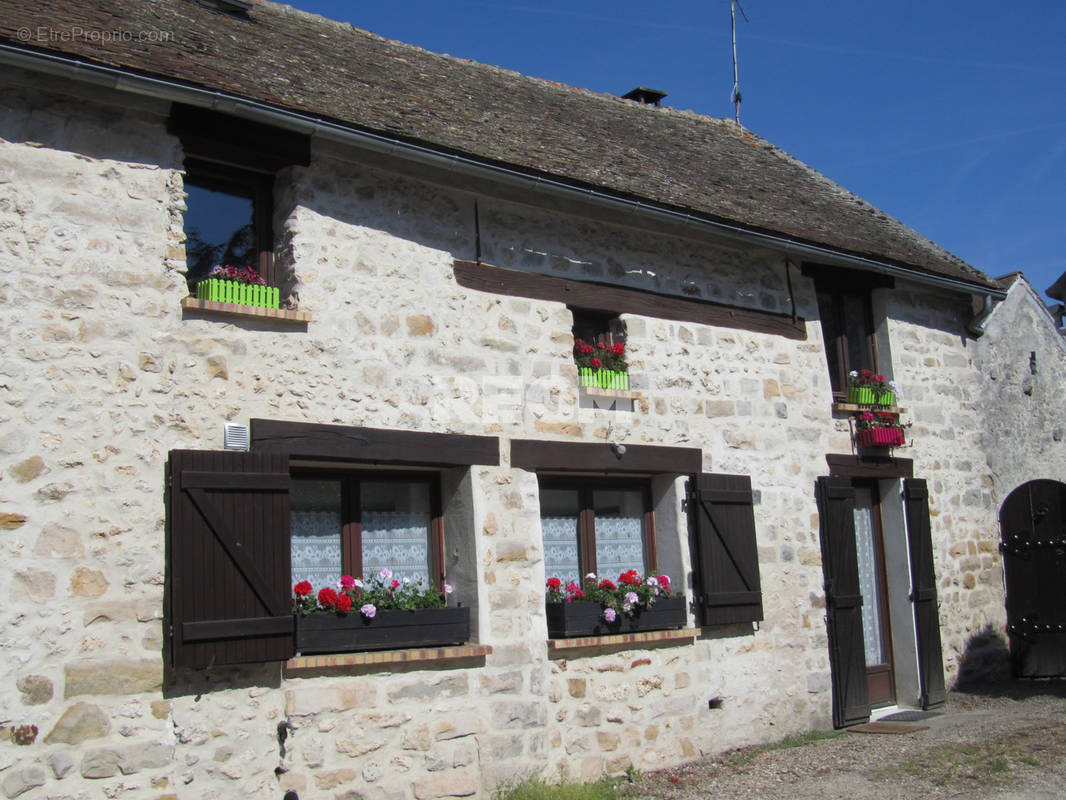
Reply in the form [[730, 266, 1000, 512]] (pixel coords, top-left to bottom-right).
[[0, 0, 997, 289]]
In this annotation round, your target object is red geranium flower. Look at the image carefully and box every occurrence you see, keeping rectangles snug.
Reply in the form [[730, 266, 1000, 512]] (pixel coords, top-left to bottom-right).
[[658, 574, 671, 590], [596, 342, 606, 350], [390, 579, 401, 589], [599, 579, 617, 592], [317, 587, 339, 609], [293, 580, 313, 598], [334, 593, 352, 612], [546, 577, 562, 592], [612, 342, 625, 355], [590, 357, 602, 368]]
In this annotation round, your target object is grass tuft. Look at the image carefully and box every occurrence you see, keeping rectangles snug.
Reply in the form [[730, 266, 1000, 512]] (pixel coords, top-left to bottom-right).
[[492, 775, 622, 800]]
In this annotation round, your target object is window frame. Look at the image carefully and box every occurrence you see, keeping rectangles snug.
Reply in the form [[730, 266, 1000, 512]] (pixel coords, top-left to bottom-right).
[[538, 475, 657, 579], [290, 467, 446, 591], [182, 156, 276, 289]]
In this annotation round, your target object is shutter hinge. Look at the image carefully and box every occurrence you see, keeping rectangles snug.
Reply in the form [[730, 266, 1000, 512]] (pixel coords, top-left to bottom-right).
[[683, 481, 698, 512]]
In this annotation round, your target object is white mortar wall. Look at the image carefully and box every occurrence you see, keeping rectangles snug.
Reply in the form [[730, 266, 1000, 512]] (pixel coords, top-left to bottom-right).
[[0, 70, 1033, 799]]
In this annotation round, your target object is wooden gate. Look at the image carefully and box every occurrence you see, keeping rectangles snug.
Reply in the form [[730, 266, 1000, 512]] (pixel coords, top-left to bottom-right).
[[1000, 480, 1066, 677]]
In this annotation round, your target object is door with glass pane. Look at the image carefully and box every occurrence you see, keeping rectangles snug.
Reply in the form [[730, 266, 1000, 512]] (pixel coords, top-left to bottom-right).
[[853, 483, 896, 707]]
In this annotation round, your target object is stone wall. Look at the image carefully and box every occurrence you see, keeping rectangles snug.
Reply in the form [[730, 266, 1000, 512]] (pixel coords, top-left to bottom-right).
[[0, 70, 1028, 798]]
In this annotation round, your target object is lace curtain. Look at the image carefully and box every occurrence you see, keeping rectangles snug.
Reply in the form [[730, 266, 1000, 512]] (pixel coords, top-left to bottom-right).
[[853, 505, 884, 666], [290, 479, 431, 589], [292, 509, 343, 589], [595, 514, 645, 579], [362, 511, 430, 584], [542, 515, 581, 587]]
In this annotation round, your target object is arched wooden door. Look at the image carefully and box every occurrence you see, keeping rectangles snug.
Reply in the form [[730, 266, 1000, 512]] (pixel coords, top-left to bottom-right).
[[1000, 480, 1066, 677]]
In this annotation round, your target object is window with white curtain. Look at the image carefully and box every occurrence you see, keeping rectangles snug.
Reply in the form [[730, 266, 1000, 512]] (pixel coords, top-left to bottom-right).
[[539, 478, 653, 584], [290, 471, 440, 592]]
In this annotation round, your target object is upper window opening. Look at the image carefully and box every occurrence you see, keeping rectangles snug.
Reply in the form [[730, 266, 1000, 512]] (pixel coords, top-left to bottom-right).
[[182, 158, 273, 290], [816, 285, 876, 396], [169, 104, 310, 304], [571, 307, 625, 351], [807, 264, 893, 398]]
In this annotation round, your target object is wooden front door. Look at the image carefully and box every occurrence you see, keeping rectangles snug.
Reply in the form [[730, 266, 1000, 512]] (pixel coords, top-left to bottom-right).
[[1001, 480, 1066, 677], [853, 484, 896, 708]]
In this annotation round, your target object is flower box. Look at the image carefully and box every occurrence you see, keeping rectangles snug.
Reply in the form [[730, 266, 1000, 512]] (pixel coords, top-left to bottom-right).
[[846, 386, 895, 406], [295, 606, 470, 654], [195, 278, 280, 309], [545, 595, 686, 638], [579, 368, 629, 391], [856, 427, 906, 448]]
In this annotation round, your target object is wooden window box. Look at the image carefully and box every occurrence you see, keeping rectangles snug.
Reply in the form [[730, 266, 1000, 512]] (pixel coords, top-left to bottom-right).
[[545, 596, 686, 638], [295, 607, 470, 655]]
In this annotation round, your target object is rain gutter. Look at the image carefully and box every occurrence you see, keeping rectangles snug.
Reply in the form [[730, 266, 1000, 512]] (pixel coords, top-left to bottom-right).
[[0, 43, 1007, 302]]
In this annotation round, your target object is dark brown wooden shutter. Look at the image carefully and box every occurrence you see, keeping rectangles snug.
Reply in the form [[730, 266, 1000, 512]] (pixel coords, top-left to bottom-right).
[[166, 450, 294, 667], [904, 478, 946, 707], [816, 476, 870, 728], [688, 473, 763, 625]]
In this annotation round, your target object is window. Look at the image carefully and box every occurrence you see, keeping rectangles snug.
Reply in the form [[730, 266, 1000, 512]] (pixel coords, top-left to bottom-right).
[[807, 265, 893, 397], [571, 307, 625, 351], [540, 477, 655, 586], [182, 158, 274, 290], [816, 284, 876, 396], [165, 423, 499, 668], [290, 471, 443, 591], [168, 103, 310, 294]]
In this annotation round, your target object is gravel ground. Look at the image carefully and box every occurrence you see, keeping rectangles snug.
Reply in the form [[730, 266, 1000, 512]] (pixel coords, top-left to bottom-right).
[[621, 681, 1066, 800]]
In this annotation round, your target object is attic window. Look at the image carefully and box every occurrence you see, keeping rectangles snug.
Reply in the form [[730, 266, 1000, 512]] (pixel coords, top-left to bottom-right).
[[622, 87, 668, 107], [195, 0, 255, 15]]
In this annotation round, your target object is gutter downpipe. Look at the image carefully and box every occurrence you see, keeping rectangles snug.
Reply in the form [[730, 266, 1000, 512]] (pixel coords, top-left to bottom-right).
[[966, 294, 997, 337], [1, 44, 1007, 302]]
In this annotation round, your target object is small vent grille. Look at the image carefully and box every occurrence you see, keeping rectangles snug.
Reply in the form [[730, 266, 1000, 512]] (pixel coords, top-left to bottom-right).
[[224, 423, 250, 451]]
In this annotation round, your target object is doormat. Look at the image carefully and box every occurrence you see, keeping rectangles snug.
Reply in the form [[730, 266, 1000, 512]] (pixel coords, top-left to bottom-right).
[[848, 721, 929, 735], [877, 710, 942, 723]]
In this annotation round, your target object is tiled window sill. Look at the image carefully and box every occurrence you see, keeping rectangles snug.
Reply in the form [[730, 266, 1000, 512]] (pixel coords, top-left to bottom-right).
[[833, 401, 906, 414], [283, 643, 492, 675], [579, 386, 644, 401], [181, 296, 312, 324], [547, 627, 698, 656]]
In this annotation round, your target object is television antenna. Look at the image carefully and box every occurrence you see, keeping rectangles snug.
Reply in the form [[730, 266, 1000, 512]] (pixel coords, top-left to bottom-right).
[[730, 0, 749, 125]]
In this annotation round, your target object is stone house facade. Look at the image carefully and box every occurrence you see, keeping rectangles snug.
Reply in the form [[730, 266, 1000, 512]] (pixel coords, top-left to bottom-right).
[[1, 1, 1064, 798]]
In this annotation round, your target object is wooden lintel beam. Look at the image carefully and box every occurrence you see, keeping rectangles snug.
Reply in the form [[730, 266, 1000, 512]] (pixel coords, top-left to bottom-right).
[[453, 259, 807, 340]]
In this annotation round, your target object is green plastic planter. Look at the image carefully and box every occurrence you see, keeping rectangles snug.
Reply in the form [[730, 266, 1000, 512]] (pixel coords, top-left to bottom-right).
[[846, 386, 895, 406], [579, 368, 629, 391], [196, 278, 280, 309]]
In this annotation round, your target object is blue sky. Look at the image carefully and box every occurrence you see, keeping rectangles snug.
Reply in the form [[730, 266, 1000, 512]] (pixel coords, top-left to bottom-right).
[[289, 0, 1066, 302]]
